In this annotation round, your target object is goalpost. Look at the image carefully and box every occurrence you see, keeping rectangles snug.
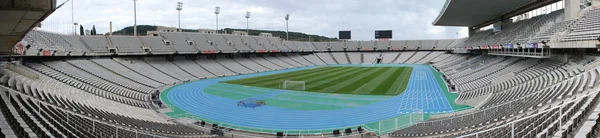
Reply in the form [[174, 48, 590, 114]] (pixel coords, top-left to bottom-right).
[[281, 80, 306, 91]]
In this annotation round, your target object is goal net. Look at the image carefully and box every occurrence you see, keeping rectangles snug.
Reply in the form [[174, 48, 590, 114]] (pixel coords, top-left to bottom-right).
[[281, 80, 306, 91]]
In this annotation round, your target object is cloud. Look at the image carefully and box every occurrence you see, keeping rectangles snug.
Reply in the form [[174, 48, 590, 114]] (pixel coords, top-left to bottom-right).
[[40, 0, 468, 40]]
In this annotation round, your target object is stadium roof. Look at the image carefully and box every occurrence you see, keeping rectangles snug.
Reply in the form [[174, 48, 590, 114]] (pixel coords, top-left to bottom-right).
[[433, 0, 548, 27]]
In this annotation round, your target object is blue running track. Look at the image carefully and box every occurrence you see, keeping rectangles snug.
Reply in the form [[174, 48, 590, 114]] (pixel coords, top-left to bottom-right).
[[165, 64, 454, 131]]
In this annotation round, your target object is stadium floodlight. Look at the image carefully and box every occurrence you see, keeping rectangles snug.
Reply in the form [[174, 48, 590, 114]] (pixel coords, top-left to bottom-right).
[[215, 6, 220, 34], [133, 0, 138, 36], [285, 14, 290, 40], [245, 12, 251, 35], [73, 23, 78, 35], [176, 2, 183, 32]]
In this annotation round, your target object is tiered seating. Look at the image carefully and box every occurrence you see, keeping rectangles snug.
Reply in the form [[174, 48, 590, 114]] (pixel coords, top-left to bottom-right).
[[380, 52, 399, 64], [303, 42, 316, 50], [172, 59, 217, 78], [300, 54, 327, 65], [216, 58, 254, 74], [346, 41, 360, 50], [329, 42, 344, 51], [250, 55, 284, 70], [222, 35, 252, 51], [287, 54, 316, 66], [234, 56, 270, 72], [92, 59, 164, 88], [562, 8, 600, 41], [331, 53, 349, 64], [139, 36, 174, 53], [391, 55, 599, 137], [195, 59, 237, 76], [276, 55, 304, 67], [146, 59, 198, 81], [0, 70, 211, 137], [61, 35, 92, 52], [315, 53, 336, 64], [37, 31, 79, 52], [160, 32, 197, 53], [311, 42, 329, 51], [429, 53, 453, 63], [457, 59, 564, 99], [109, 36, 144, 53], [404, 52, 428, 64], [456, 10, 565, 47], [415, 52, 443, 64], [252, 36, 278, 50], [115, 58, 181, 84], [282, 41, 298, 50], [434, 40, 454, 50], [363, 53, 380, 64], [360, 41, 375, 50], [264, 56, 295, 68], [420, 40, 436, 50], [405, 40, 420, 50], [80, 36, 112, 53], [393, 51, 414, 63], [266, 37, 289, 50], [376, 40, 389, 48], [347, 52, 361, 64], [25, 62, 149, 108], [22, 30, 61, 51], [68, 59, 155, 93], [390, 40, 406, 50], [239, 35, 266, 50], [185, 33, 219, 51], [533, 19, 575, 41]]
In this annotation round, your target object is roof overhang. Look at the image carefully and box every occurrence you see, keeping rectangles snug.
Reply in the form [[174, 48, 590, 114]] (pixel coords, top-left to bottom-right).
[[0, 0, 57, 54], [433, 0, 549, 27]]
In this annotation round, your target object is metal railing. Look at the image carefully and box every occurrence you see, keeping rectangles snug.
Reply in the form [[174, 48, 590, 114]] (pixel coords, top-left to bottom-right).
[[459, 88, 600, 138]]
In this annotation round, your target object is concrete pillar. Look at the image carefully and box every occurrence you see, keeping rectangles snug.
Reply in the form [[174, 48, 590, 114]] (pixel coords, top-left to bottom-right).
[[468, 27, 476, 37], [564, 0, 580, 20]]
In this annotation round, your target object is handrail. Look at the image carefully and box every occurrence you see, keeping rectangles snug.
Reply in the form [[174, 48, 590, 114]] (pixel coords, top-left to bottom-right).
[[458, 88, 600, 137]]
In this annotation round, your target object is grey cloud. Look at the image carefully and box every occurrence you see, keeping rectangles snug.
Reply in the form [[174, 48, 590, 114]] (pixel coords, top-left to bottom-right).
[[40, 0, 468, 40]]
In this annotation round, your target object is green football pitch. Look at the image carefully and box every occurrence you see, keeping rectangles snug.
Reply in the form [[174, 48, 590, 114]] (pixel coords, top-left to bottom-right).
[[223, 66, 413, 96]]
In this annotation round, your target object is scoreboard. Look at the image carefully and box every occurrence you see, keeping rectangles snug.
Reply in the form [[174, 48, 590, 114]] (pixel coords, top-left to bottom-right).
[[339, 31, 351, 40], [375, 30, 392, 39]]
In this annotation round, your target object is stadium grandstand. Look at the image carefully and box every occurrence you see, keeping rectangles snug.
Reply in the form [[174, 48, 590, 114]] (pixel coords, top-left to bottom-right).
[[2, 0, 600, 137]]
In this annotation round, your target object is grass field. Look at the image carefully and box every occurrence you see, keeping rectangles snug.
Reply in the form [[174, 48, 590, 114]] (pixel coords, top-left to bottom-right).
[[223, 66, 413, 95]]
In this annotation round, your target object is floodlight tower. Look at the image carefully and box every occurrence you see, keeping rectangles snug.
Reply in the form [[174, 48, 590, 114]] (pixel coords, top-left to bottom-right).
[[215, 6, 221, 34], [133, 0, 137, 36], [285, 14, 290, 40], [176, 2, 183, 32], [245, 12, 251, 34]]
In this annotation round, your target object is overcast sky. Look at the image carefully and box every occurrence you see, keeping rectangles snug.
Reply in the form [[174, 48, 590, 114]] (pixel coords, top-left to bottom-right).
[[40, 0, 469, 40]]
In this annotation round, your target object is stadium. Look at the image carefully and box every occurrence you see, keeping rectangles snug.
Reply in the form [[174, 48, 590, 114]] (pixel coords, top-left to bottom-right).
[[1, 0, 600, 137]]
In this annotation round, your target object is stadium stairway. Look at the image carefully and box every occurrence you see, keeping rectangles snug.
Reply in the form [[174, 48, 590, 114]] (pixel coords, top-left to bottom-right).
[[0, 69, 214, 137], [360, 53, 364, 63], [303, 54, 326, 65], [389, 52, 402, 63], [402, 51, 418, 64], [244, 56, 273, 71], [412, 51, 432, 64], [329, 53, 340, 64], [145, 60, 186, 81], [345, 52, 352, 64]]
